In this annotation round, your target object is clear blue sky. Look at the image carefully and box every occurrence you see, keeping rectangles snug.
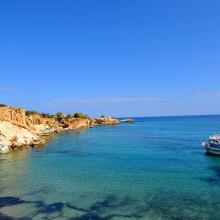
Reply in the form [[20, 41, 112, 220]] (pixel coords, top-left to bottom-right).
[[0, 0, 219, 117]]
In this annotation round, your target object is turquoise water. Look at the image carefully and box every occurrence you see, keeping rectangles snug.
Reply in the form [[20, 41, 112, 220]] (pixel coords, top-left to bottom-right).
[[1, 116, 220, 219]]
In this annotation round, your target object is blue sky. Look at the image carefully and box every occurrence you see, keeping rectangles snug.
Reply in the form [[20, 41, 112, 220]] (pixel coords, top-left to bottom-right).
[[0, 0, 219, 117]]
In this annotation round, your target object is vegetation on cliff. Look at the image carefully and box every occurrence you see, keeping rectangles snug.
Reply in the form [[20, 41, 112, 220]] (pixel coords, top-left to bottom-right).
[[73, 112, 91, 120], [26, 110, 91, 121]]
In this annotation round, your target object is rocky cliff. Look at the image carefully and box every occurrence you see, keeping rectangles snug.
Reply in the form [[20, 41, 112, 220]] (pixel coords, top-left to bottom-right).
[[0, 105, 27, 128], [0, 105, 131, 153]]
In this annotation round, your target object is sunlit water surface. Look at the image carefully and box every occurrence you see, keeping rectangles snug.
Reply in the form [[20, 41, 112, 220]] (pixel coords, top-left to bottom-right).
[[1, 116, 220, 219]]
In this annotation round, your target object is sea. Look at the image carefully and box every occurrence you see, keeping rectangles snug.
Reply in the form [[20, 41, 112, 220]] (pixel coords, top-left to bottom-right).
[[1, 115, 220, 219]]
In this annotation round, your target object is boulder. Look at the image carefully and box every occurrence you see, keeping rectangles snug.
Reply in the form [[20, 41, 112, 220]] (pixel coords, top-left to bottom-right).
[[0, 142, 11, 154]]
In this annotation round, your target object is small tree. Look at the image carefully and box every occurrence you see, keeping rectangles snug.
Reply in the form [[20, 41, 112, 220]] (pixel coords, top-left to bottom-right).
[[73, 112, 81, 118], [41, 113, 54, 118], [74, 112, 91, 120], [56, 112, 63, 122], [56, 112, 63, 118], [25, 110, 39, 116], [66, 114, 73, 119]]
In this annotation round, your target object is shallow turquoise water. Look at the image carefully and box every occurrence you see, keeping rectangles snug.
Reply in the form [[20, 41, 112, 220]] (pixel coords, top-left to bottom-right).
[[1, 116, 220, 219]]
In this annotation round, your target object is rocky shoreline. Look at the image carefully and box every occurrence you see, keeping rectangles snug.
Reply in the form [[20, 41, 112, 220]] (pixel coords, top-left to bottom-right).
[[0, 105, 132, 153]]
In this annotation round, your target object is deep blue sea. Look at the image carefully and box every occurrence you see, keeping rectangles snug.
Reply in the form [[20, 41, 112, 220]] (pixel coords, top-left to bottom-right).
[[1, 116, 220, 219]]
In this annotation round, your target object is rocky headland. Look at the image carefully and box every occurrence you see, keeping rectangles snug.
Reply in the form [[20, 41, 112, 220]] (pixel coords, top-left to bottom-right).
[[0, 104, 132, 153]]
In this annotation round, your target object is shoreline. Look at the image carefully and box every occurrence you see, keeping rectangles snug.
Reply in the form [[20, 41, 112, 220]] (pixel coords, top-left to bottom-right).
[[0, 104, 133, 153]]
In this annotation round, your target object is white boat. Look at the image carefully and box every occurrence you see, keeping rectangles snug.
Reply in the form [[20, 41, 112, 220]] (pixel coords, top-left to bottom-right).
[[202, 134, 220, 155]]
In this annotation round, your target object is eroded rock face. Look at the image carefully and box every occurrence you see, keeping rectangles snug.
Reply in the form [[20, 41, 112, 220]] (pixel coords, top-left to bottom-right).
[[0, 106, 27, 128], [61, 118, 92, 129], [26, 115, 62, 132], [0, 121, 39, 146]]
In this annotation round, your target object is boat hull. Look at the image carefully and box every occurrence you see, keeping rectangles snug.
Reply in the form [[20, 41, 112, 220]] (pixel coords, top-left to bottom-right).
[[205, 147, 220, 155], [202, 142, 220, 156]]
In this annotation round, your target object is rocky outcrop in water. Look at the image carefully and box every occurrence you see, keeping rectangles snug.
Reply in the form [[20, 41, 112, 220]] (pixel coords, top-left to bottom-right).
[[93, 117, 120, 125]]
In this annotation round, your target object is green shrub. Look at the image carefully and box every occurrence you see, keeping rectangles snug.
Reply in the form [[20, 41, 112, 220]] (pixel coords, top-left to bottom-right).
[[56, 112, 63, 118], [26, 110, 39, 116], [56, 112, 63, 122], [65, 114, 73, 119], [73, 112, 91, 120], [41, 113, 54, 118]]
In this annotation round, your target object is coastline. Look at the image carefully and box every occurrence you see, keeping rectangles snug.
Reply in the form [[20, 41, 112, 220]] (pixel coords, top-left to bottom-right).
[[0, 104, 132, 153]]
